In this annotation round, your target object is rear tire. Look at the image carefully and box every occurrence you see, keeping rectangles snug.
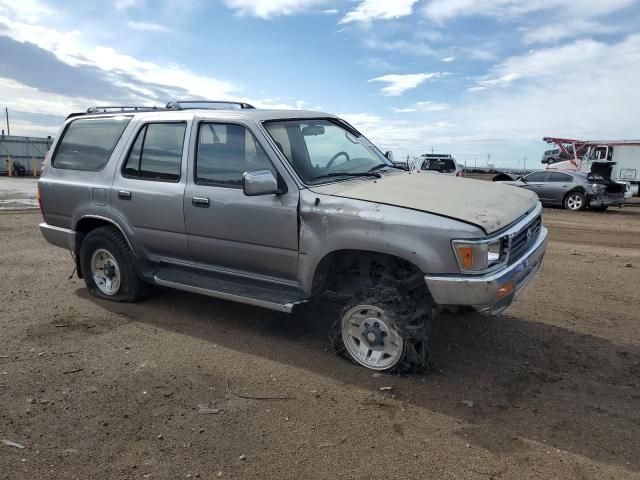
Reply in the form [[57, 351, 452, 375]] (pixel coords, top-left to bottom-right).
[[79, 226, 150, 302], [564, 191, 586, 211], [329, 283, 434, 373]]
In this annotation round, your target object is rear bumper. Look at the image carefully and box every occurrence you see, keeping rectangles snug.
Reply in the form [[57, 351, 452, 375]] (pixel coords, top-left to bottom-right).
[[588, 194, 625, 207], [424, 226, 548, 316], [39, 223, 76, 250]]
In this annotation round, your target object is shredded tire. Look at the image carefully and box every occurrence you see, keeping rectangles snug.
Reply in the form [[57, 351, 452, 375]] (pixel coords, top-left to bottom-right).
[[329, 283, 434, 373]]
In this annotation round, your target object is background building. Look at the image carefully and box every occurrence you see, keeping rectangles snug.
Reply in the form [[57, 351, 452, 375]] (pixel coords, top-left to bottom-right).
[[0, 133, 54, 176]]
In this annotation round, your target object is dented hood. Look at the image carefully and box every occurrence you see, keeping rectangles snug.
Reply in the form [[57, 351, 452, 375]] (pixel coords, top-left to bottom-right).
[[310, 172, 538, 234]]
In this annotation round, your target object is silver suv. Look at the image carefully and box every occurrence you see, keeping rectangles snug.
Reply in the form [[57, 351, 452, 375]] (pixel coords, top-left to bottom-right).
[[38, 101, 547, 372]]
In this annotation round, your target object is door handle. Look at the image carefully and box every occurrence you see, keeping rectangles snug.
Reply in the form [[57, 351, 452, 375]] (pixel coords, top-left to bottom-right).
[[192, 196, 210, 207], [118, 190, 132, 200]]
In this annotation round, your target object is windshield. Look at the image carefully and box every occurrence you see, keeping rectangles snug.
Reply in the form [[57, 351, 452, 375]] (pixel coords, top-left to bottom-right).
[[263, 119, 391, 184], [421, 158, 456, 173]]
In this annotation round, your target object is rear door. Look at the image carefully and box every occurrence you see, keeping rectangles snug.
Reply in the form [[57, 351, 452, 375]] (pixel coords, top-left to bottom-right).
[[183, 119, 299, 281], [110, 119, 191, 261], [543, 172, 573, 205]]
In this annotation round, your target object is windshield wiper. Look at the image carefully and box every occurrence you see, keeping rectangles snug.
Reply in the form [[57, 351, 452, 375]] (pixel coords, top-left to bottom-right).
[[308, 171, 381, 182], [368, 163, 407, 172]]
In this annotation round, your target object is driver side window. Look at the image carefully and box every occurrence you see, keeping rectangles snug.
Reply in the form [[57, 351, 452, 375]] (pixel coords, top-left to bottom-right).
[[196, 122, 276, 188]]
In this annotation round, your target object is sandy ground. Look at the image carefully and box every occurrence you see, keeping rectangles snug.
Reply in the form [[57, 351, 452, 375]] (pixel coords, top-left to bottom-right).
[[1, 208, 639, 479]]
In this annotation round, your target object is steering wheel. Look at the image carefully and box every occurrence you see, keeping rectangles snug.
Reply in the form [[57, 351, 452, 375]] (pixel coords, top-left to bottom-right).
[[325, 151, 350, 169]]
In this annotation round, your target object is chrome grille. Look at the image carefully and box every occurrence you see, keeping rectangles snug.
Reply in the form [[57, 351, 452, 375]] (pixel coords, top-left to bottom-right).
[[509, 215, 542, 262]]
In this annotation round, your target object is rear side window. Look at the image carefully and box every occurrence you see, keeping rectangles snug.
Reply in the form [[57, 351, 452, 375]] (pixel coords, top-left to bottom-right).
[[123, 122, 186, 182], [549, 172, 572, 182], [196, 122, 275, 188], [53, 117, 131, 171]]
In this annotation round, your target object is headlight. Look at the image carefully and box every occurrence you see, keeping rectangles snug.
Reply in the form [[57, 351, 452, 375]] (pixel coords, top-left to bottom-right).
[[452, 237, 508, 273]]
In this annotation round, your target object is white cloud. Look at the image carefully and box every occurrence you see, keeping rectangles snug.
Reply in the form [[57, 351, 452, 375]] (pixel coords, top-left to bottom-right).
[[322, 9, 338, 14], [223, 0, 329, 19], [394, 101, 449, 113], [457, 34, 640, 145], [127, 21, 170, 32], [441, 56, 455, 62], [523, 19, 619, 44], [340, 0, 418, 24], [368, 72, 445, 96], [423, 0, 636, 22]]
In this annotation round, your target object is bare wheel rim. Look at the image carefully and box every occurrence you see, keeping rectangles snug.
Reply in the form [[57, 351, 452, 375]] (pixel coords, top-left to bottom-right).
[[341, 305, 404, 370], [567, 193, 583, 210], [91, 248, 121, 295]]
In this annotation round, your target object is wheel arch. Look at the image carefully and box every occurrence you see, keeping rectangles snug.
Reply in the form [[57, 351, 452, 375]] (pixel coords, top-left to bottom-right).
[[310, 248, 427, 297]]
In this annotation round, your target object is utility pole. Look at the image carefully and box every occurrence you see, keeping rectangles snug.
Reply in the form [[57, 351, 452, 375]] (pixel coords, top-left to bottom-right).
[[5, 107, 9, 136], [431, 146, 434, 154], [523, 156, 527, 172], [487, 154, 491, 168]]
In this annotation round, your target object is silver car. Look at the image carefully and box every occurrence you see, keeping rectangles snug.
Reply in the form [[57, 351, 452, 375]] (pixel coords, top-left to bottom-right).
[[496, 170, 625, 211], [38, 101, 547, 372]]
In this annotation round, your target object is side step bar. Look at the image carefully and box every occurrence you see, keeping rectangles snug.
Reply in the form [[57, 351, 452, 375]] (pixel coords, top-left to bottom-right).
[[153, 266, 308, 313]]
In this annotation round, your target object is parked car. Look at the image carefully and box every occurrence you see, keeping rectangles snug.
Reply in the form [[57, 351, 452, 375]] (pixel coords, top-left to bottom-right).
[[494, 170, 625, 211], [38, 101, 547, 372], [414, 154, 461, 176]]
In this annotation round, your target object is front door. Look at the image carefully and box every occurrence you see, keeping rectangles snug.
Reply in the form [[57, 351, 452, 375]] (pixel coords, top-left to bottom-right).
[[111, 120, 191, 261], [184, 121, 299, 281], [521, 171, 551, 202]]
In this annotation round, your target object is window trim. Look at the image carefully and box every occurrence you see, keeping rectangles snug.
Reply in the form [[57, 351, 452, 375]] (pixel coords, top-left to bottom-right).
[[121, 120, 187, 183], [194, 120, 280, 190], [51, 115, 133, 172]]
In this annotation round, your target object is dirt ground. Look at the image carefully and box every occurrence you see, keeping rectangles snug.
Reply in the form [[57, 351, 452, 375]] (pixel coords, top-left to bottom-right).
[[1, 207, 639, 480]]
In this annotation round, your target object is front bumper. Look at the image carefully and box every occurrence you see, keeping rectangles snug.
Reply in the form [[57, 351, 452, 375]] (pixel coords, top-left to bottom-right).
[[39, 223, 76, 250], [424, 226, 548, 316]]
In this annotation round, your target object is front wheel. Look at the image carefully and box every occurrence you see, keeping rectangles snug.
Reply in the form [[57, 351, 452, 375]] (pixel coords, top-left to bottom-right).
[[564, 191, 586, 211], [330, 284, 434, 372]]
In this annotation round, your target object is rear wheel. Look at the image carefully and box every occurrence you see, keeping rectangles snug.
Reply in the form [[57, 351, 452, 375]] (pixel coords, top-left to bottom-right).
[[79, 226, 150, 302], [330, 284, 433, 373], [564, 191, 586, 211]]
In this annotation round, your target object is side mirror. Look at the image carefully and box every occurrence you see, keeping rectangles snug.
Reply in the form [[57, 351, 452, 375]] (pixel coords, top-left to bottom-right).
[[243, 170, 278, 196], [385, 151, 394, 162]]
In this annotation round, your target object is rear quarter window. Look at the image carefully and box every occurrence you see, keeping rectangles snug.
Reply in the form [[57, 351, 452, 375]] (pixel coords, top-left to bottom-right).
[[52, 116, 131, 171]]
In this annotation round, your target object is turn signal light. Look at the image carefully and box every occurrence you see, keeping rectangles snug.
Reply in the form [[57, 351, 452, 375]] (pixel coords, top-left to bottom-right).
[[457, 246, 474, 269], [496, 282, 514, 299]]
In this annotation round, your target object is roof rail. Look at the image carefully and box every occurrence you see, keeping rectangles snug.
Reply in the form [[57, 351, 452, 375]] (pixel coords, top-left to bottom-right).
[[166, 100, 256, 110], [86, 106, 165, 114]]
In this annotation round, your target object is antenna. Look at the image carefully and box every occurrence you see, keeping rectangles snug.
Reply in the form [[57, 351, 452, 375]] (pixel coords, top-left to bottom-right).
[[5, 107, 9, 136]]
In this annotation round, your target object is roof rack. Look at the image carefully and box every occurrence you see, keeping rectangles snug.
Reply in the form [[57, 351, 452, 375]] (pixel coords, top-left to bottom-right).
[[86, 106, 165, 114], [165, 100, 256, 110]]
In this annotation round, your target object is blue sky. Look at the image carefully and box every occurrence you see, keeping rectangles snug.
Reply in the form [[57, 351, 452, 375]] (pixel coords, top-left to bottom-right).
[[1, 0, 639, 167]]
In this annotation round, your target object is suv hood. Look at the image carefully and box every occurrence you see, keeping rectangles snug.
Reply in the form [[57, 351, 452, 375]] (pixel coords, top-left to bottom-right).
[[310, 172, 538, 234]]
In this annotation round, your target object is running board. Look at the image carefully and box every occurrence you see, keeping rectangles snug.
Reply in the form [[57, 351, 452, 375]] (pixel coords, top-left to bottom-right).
[[153, 266, 308, 313]]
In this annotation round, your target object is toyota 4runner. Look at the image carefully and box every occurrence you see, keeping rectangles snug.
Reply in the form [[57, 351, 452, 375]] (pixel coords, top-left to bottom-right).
[[38, 101, 548, 372]]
